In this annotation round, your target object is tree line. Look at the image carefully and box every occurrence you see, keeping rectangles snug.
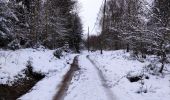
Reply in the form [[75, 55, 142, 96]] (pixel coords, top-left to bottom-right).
[[0, 0, 83, 52], [86, 0, 170, 73]]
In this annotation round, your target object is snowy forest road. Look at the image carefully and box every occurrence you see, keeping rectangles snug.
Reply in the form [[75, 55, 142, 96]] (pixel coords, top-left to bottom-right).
[[54, 55, 117, 100]]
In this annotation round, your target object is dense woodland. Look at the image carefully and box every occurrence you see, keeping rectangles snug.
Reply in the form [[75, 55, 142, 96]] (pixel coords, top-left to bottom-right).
[[0, 0, 170, 72], [0, 0, 82, 52], [86, 0, 170, 73]]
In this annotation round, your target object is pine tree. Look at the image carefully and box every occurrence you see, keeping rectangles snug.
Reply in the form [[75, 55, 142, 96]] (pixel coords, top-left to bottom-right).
[[0, 0, 17, 47]]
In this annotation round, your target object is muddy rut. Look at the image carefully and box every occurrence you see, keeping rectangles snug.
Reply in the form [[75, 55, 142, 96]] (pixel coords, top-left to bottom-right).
[[53, 56, 79, 100]]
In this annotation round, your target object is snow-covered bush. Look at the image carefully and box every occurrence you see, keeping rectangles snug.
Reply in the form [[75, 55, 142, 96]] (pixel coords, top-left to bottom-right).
[[53, 44, 72, 59], [145, 63, 161, 76], [126, 71, 143, 82], [25, 59, 45, 79], [53, 49, 63, 59], [7, 39, 21, 50], [126, 71, 149, 83]]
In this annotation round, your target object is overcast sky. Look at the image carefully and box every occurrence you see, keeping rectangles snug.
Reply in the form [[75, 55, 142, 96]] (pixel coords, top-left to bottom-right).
[[79, 0, 103, 36]]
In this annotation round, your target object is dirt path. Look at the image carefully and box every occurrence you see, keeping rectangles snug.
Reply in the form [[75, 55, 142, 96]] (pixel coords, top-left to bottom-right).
[[53, 55, 116, 100], [53, 56, 79, 100], [87, 55, 117, 100]]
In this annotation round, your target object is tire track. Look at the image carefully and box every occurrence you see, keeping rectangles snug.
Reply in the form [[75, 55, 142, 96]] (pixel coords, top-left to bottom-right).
[[53, 56, 79, 100], [87, 55, 117, 100]]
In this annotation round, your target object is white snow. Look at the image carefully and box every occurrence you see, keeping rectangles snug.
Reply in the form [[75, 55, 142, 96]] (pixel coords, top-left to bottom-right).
[[88, 50, 170, 100], [64, 55, 117, 100], [0, 48, 74, 84], [0, 49, 170, 100], [19, 68, 71, 100], [0, 48, 77, 100]]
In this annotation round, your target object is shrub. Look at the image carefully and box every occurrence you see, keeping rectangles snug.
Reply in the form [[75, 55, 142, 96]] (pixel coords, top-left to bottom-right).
[[53, 49, 63, 59], [8, 39, 21, 50]]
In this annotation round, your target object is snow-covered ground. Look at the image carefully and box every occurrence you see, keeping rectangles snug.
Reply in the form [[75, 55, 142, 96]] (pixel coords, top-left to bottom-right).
[[0, 48, 77, 100], [19, 68, 71, 100], [89, 50, 170, 100], [64, 55, 117, 100], [0, 49, 170, 100]]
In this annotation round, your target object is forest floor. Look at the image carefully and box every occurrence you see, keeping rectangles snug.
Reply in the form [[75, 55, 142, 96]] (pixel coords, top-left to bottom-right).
[[0, 49, 170, 100]]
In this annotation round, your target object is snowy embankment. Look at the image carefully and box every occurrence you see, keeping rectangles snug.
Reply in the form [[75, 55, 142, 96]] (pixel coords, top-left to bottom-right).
[[0, 48, 76, 100], [89, 50, 170, 100]]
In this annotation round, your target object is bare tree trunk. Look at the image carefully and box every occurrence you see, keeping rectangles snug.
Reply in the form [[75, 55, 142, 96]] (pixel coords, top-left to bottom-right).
[[100, 0, 107, 54], [88, 27, 90, 52], [159, 51, 166, 73], [126, 43, 129, 52]]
